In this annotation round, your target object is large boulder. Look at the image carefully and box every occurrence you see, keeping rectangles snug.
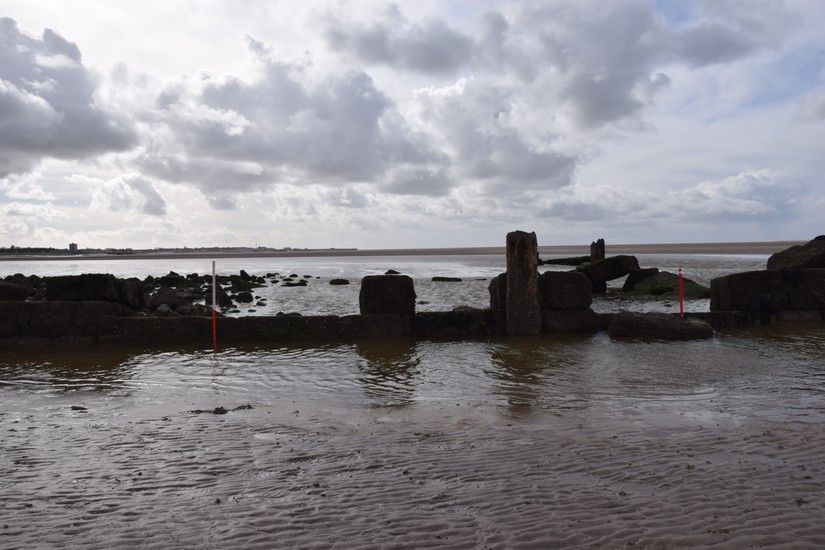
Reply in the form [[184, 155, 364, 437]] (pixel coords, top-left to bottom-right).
[[622, 268, 659, 292], [710, 269, 825, 318], [45, 274, 144, 310], [579, 255, 640, 294], [539, 271, 592, 310], [767, 236, 825, 270], [359, 274, 416, 315], [607, 312, 713, 340], [0, 282, 29, 301]]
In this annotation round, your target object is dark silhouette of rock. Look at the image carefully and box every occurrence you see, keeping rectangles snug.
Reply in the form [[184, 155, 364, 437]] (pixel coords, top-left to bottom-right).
[[622, 268, 660, 291], [579, 255, 640, 294], [607, 312, 713, 340], [488, 273, 507, 310], [329, 279, 350, 285], [385, 269, 401, 275], [767, 236, 825, 270], [506, 231, 541, 336], [432, 276, 462, 282], [0, 282, 29, 301], [538, 271, 592, 310], [541, 309, 603, 332], [0, 301, 135, 340], [205, 285, 233, 308], [590, 238, 605, 262], [359, 275, 416, 315], [710, 269, 825, 321], [282, 279, 308, 287], [46, 274, 144, 310], [234, 291, 254, 303]]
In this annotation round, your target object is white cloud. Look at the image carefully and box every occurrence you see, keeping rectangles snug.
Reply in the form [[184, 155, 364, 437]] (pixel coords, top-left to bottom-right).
[[0, 1, 823, 248]]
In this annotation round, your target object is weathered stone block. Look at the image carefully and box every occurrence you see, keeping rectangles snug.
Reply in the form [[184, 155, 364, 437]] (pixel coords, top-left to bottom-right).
[[0, 282, 29, 301], [46, 274, 144, 310], [767, 236, 825, 270], [539, 271, 592, 310], [488, 273, 506, 310], [622, 268, 660, 292], [340, 314, 409, 338], [541, 308, 601, 332], [607, 312, 713, 340], [710, 269, 825, 316], [506, 230, 541, 336], [359, 275, 416, 315], [579, 255, 640, 293]]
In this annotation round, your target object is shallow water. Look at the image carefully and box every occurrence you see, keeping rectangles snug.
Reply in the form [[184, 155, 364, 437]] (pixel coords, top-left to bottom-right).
[[3, 253, 825, 548], [2, 324, 825, 548]]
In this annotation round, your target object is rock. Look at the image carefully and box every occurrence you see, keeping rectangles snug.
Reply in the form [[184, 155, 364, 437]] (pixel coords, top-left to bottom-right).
[[579, 255, 640, 294], [282, 280, 308, 287], [541, 308, 603, 332], [607, 312, 713, 340], [0, 282, 30, 301], [506, 230, 541, 336], [710, 269, 825, 320], [329, 279, 350, 285], [0, 300, 136, 340], [622, 268, 660, 292], [385, 269, 401, 275], [240, 269, 252, 281], [205, 285, 233, 308], [590, 238, 605, 262], [432, 276, 462, 282], [359, 275, 416, 316], [45, 274, 144, 310], [146, 288, 197, 311], [538, 271, 592, 310], [234, 291, 254, 303], [625, 271, 710, 299], [767, 236, 825, 270], [488, 273, 507, 310], [159, 271, 186, 287]]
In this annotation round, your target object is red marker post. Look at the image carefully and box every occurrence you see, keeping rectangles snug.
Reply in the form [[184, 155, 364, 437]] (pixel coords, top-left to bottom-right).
[[212, 260, 218, 352], [678, 267, 685, 317]]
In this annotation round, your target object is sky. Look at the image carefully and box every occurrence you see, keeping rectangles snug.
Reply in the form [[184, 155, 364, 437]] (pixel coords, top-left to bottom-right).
[[1, 0, 824, 250]]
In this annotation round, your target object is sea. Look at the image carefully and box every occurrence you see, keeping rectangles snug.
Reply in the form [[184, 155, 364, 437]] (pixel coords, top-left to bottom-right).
[[1, 253, 824, 548]]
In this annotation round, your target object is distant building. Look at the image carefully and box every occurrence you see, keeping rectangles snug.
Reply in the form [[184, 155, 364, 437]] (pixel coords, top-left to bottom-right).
[[69, 243, 78, 254]]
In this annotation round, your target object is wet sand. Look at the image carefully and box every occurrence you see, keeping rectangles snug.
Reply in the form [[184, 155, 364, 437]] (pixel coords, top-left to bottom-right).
[[3, 395, 823, 548]]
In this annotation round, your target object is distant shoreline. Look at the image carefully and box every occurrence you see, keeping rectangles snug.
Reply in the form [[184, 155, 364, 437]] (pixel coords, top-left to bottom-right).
[[0, 241, 803, 262]]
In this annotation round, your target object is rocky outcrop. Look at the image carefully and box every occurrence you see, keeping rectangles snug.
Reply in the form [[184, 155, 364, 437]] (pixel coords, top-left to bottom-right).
[[579, 255, 640, 294], [607, 312, 713, 340], [46, 274, 144, 310], [488, 273, 507, 310], [767, 236, 825, 270], [538, 271, 592, 310], [359, 274, 416, 316]]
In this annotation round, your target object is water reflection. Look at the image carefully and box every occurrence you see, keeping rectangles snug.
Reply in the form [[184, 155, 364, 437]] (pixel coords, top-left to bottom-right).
[[0, 345, 143, 394], [353, 339, 421, 407], [487, 338, 548, 415]]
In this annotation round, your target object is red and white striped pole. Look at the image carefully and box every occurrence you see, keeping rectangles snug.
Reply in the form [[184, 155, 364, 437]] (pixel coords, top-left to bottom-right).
[[212, 260, 218, 351], [678, 267, 685, 317]]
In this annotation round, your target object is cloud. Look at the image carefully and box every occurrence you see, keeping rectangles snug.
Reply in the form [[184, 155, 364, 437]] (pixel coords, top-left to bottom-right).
[[82, 173, 168, 216], [798, 92, 825, 120], [135, 45, 449, 201], [0, 18, 138, 178], [322, 5, 473, 75], [0, 201, 67, 238]]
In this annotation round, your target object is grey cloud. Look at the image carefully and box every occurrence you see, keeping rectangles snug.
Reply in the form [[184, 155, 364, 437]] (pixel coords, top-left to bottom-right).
[[676, 23, 755, 67], [0, 18, 137, 178], [89, 174, 168, 216], [138, 50, 449, 200], [323, 10, 472, 75]]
